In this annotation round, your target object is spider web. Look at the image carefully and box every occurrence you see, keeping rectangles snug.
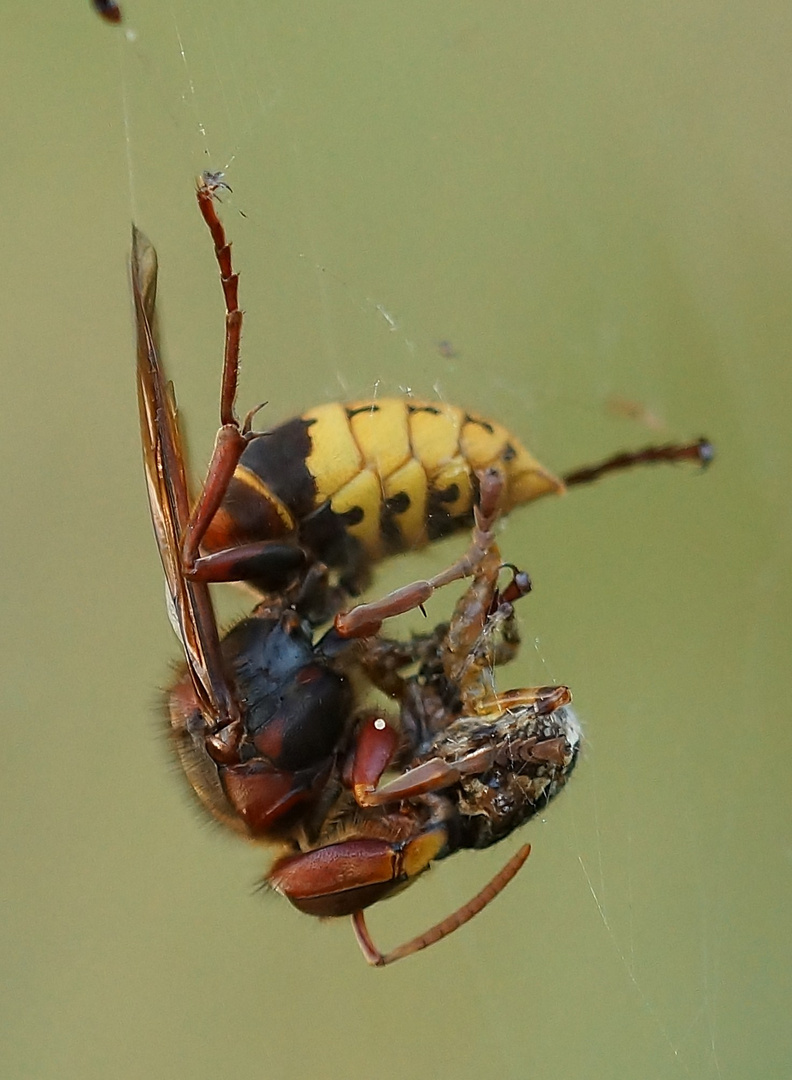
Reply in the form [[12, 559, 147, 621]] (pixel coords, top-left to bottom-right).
[[98, 2, 792, 1078]]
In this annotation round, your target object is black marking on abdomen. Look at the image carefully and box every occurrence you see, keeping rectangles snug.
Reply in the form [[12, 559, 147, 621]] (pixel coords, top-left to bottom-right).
[[465, 414, 494, 435], [346, 404, 380, 419], [239, 418, 317, 519], [384, 491, 411, 515]]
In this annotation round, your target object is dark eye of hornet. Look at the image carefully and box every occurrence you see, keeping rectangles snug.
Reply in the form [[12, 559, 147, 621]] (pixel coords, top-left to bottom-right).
[[131, 173, 713, 966]]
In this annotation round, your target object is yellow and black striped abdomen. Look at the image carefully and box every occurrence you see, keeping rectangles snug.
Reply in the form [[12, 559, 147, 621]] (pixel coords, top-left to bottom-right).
[[230, 398, 563, 563]]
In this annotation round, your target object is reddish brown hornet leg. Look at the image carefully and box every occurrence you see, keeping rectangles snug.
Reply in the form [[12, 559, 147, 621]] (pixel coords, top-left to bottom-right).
[[180, 175, 258, 577], [181, 176, 308, 585], [334, 469, 505, 638], [563, 438, 713, 487], [354, 754, 490, 808], [351, 844, 532, 967], [195, 174, 243, 428], [344, 715, 401, 805], [356, 684, 571, 808], [181, 427, 249, 575]]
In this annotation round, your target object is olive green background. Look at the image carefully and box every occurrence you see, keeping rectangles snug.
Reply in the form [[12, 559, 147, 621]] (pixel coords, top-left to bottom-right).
[[1, 2, 790, 1078]]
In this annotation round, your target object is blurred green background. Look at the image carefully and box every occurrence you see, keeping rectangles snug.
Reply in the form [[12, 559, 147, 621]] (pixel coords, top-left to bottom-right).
[[1, 2, 790, 1077]]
